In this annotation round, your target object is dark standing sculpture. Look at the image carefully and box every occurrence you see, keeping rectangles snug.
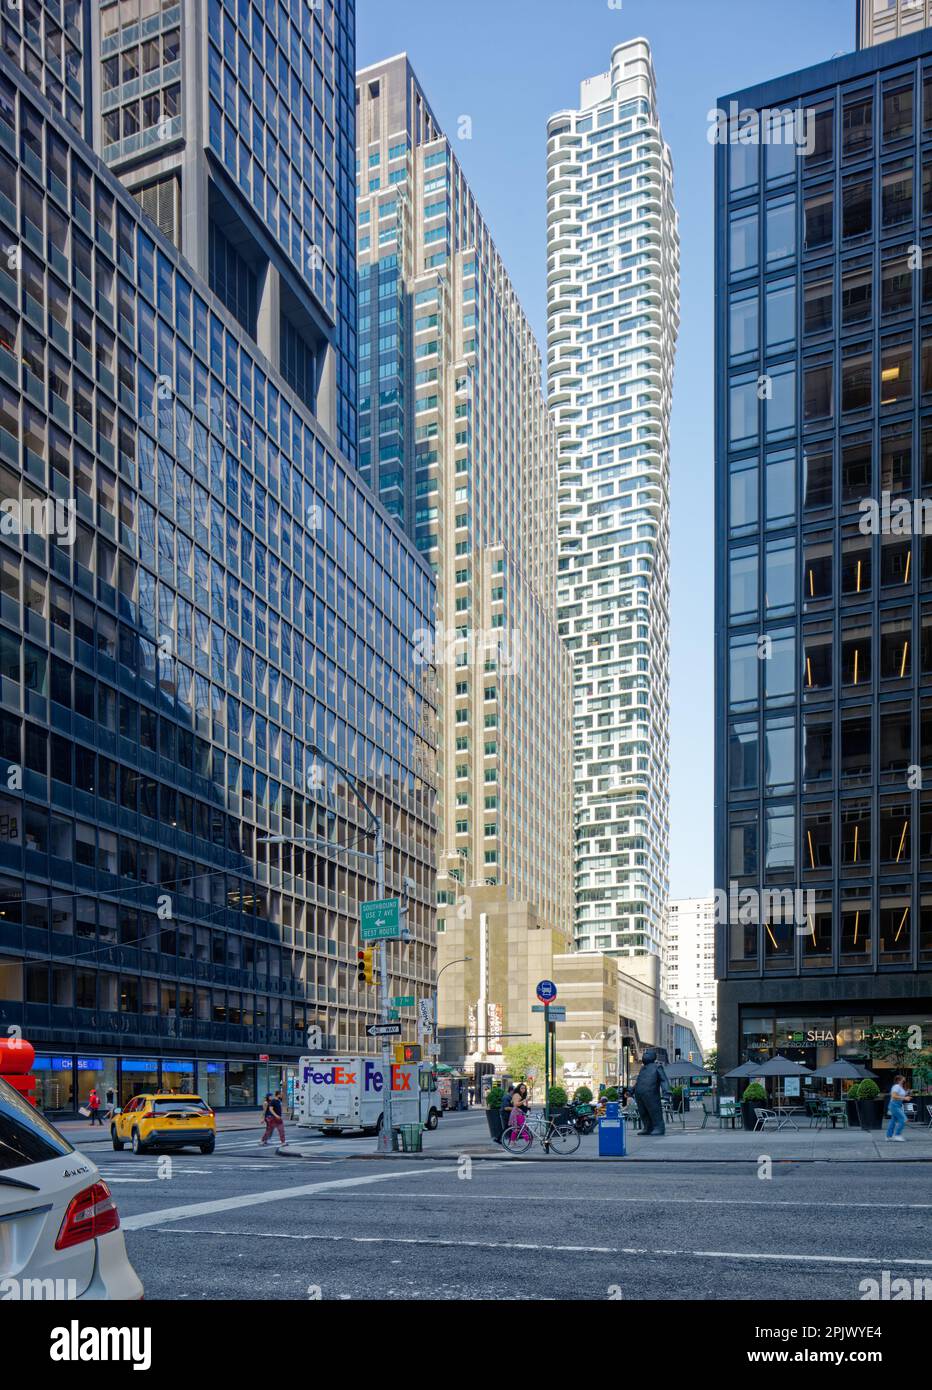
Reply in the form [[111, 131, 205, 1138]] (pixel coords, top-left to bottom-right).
[[633, 1048, 672, 1136]]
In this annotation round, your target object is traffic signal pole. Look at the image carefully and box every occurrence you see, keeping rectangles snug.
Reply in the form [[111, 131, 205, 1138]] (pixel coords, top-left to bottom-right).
[[375, 823, 394, 1155]]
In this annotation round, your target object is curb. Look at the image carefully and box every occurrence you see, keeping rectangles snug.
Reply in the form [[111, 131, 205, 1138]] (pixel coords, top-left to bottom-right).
[[270, 1147, 932, 1165]]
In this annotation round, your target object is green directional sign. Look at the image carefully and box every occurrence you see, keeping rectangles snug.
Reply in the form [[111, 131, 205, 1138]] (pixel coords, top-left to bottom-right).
[[387, 1009, 399, 1019], [360, 897, 401, 941], [391, 995, 415, 1007]]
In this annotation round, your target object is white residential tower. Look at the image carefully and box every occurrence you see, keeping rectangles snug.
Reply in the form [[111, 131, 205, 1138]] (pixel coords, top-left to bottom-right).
[[547, 39, 679, 961]]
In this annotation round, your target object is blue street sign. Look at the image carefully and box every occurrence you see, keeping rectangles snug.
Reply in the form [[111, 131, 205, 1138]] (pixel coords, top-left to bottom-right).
[[536, 979, 557, 1003]]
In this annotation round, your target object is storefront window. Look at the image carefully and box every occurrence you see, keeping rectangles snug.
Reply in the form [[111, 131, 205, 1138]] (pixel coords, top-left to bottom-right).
[[227, 1062, 255, 1107], [162, 1059, 196, 1094], [741, 1016, 774, 1060], [120, 1057, 158, 1104], [75, 1056, 117, 1112], [32, 1055, 75, 1112], [201, 1061, 226, 1109]]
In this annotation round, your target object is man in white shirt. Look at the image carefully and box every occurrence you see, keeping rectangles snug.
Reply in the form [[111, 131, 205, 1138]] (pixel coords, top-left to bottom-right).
[[885, 1074, 910, 1142]]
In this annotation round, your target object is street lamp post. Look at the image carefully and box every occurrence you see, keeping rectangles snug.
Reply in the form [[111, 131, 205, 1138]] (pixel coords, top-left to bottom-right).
[[432, 956, 472, 1070], [259, 745, 397, 1154]]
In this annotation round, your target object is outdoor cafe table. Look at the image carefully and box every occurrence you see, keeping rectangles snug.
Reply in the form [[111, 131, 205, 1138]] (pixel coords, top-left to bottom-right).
[[772, 1105, 801, 1131]]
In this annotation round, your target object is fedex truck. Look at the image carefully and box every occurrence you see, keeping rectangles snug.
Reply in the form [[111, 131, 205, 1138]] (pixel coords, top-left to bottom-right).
[[294, 1056, 441, 1136]]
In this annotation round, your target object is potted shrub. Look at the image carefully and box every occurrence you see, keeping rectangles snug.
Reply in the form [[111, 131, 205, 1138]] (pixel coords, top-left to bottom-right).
[[602, 1086, 619, 1102], [572, 1086, 593, 1106], [547, 1085, 569, 1123], [844, 1084, 861, 1128], [741, 1082, 767, 1132], [485, 1085, 506, 1143], [855, 1078, 884, 1130]]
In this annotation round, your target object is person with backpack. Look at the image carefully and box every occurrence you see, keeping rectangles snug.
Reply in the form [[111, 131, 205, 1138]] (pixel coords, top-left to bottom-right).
[[260, 1091, 286, 1147]]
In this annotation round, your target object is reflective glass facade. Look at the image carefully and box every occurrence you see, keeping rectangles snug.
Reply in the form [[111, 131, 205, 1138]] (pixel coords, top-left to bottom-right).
[[92, 0, 357, 469], [0, 37, 437, 1107], [715, 32, 932, 1070], [1, 0, 87, 138]]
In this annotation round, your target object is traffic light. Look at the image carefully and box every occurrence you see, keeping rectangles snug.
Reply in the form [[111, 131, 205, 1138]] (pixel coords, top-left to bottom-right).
[[356, 948, 375, 986]]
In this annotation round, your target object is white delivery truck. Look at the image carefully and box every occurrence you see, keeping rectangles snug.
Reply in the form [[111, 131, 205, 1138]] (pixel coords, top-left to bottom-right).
[[294, 1056, 441, 1136]]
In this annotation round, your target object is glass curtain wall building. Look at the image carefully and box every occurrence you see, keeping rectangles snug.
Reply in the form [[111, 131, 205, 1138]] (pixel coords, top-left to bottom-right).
[[547, 40, 680, 962], [714, 31, 932, 1077], [92, 0, 357, 468], [0, 1, 438, 1112]]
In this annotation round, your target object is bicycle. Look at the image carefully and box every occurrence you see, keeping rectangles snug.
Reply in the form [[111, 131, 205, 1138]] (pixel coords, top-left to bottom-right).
[[500, 1108, 581, 1157]]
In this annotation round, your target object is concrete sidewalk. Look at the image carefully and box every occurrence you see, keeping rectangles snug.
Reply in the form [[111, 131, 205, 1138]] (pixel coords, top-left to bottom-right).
[[300, 1121, 932, 1163]]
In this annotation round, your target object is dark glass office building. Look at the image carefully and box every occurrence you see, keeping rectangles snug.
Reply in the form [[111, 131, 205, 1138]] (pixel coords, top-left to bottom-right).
[[0, 1, 437, 1113], [715, 32, 932, 1078]]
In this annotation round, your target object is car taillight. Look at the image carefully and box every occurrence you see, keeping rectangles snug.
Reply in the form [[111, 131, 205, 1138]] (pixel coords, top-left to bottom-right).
[[55, 1180, 120, 1250]]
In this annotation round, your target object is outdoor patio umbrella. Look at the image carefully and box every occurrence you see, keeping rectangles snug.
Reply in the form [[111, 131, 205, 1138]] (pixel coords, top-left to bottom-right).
[[749, 1054, 813, 1106], [810, 1060, 869, 1081], [663, 1062, 712, 1081], [723, 1061, 763, 1079], [722, 1060, 763, 1103], [808, 1058, 867, 1103]]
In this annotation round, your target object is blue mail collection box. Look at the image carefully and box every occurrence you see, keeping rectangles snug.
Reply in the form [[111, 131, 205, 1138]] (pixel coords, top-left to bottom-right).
[[598, 1100, 626, 1157]]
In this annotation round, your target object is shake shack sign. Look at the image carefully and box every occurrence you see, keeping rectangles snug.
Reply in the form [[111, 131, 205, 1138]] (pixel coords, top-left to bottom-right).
[[783, 1028, 836, 1044]]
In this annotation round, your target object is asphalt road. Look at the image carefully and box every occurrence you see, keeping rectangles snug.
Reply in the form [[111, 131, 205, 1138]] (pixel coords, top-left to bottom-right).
[[73, 1114, 932, 1301]]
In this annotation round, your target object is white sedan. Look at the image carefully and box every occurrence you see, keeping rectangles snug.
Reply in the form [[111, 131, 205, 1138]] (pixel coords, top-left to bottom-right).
[[0, 1076, 143, 1300]]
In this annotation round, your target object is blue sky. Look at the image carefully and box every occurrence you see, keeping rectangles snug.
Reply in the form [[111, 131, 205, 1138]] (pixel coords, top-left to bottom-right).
[[356, 0, 855, 897]]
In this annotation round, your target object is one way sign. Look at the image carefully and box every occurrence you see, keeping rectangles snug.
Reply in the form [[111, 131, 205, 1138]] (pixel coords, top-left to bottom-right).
[[366, 1022, 401, 1037]]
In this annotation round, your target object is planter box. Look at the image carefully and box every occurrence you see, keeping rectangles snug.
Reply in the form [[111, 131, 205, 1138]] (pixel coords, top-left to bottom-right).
[[845, 1098, 861, 1128], [485, 1108, 505, 1143], [857, 1098, 885, 1130], [741, 1101, 763, 1131]]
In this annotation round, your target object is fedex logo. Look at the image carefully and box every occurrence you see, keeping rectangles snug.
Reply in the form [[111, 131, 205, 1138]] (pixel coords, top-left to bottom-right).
[[302, 1066, 356, 1085], [363, 1061, 412, 1092]]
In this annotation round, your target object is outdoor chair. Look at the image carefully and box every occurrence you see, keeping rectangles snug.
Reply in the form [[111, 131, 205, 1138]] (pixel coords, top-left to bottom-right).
[[825, 1100, 849, 1129], [753, 1107, 779, 1131]]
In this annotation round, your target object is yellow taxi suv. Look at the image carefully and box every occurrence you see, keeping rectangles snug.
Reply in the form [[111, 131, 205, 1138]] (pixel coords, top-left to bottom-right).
[[111, 1094, 216, 1156]]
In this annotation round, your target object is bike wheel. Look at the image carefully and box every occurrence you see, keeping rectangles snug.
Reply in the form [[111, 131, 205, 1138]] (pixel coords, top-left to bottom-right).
[[501, 1125, 533, 1157], [548, 1123, 581, 1156]]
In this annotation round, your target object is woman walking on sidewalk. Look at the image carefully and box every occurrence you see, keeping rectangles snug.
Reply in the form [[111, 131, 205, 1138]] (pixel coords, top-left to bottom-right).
[[885, 1075, 910, 1142]]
